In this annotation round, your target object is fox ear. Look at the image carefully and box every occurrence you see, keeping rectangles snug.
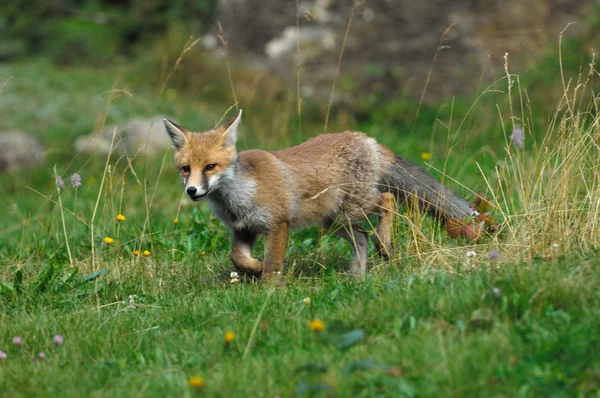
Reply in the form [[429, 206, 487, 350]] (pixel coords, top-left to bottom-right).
[[219, 109, 242, 148], [164, 119, 188, 150]]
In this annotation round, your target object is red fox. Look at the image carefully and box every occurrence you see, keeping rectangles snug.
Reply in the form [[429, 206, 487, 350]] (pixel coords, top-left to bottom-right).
[[164, 110, 473, 279]]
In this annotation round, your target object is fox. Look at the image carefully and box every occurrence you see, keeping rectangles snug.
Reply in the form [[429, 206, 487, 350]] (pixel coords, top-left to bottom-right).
[[163, 110, 473, 279]]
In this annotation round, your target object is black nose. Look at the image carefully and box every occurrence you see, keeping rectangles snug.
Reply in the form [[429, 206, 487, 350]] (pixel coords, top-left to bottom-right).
[[186, 186, 197, 196]]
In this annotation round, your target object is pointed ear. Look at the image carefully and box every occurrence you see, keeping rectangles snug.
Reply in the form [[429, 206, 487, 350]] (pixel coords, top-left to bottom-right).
[[164, 119, 188, 150], [219, 109, 242, 148]]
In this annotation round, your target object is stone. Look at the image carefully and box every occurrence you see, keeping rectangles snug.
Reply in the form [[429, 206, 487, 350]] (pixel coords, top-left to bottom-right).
[[74, 116, 172, 156], [211, 0, 590, 102], [0, 131, 44, 172]]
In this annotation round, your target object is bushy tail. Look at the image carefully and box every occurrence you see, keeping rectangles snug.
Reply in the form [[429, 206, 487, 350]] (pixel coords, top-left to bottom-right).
[[380, 155, 472, 221]]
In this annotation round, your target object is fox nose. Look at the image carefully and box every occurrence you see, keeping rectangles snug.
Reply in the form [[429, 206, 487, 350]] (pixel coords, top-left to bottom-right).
[[186, 186, 197, 196]]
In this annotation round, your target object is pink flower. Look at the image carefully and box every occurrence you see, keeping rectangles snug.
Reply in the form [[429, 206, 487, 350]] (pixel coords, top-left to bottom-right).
[[0, 351, 6, 360], [38, 352, 46, 360], [55, 176, 65, 190], [12, 336, 22, 345], [70, 173, 81, 188], [53, 335, 64, 346], [487, 249, 500, 260]]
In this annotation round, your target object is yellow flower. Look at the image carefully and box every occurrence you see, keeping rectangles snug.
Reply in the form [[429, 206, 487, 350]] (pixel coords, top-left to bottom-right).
[[224, 331, 235, 344], [143, 250, 151, 257], [188, 376, 205, 389], [174, 217, 179, 225], [303, 297, 311, 306], [201, 250, 206, 256], [104, 237, 114, 245], [116, 214, 126, 222], [309, 319, 325, 332], [133, 250, 140, 256], [421, 152, 431, 161]]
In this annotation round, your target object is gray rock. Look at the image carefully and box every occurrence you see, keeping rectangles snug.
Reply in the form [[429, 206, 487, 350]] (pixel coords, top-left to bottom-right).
[[0, 131, 45, 172], [212, 0, 590, 102], [74, 116, 172, 156]]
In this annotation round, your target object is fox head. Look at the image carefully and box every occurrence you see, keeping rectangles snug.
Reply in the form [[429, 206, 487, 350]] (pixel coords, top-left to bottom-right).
[[163, 110, 241, 201]]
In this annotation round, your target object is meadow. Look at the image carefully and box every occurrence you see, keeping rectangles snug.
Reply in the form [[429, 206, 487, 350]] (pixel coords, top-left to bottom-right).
[[1, 29, 600, 397]]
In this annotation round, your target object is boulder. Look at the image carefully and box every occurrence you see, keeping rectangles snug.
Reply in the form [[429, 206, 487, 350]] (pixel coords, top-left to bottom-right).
[[210, 0, 590, 102], [74, 116, 172, 156], [0, 131, 45, 172]]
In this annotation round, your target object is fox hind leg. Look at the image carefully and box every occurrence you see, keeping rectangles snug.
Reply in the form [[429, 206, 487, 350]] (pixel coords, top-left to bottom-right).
[[334, 223, 369, 278], [374, 192, 395, 259], [262, 222, 289, 284], [230, 229, 263, 277]]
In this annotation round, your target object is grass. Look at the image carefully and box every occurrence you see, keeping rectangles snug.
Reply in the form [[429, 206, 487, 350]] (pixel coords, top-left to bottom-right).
[[2, 253, 600, 396], [2, 30, 600, 396]]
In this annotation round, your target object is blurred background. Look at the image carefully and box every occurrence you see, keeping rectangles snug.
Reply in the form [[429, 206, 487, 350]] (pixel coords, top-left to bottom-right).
[[0, 0, 599, 177]]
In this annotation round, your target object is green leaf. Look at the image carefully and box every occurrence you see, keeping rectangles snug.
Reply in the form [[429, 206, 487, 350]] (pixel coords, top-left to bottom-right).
[[80, 268, 110, 284], [342, 359, 387, 374], [52, 267, 79, 291], [296, 382, 331, 396], [335, 329, 364, 351], [0, 280, 14, 296], [35, 263, 55, 292], [76, 280, 106, 296], [329, 288, 339, 301], [295, 363, 329, 375], [14, 269, 23, 295]]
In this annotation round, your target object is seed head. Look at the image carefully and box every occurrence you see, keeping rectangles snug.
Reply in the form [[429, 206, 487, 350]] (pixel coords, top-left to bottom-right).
[[55, 176, 65, 190], [510, 124, 524, 149]]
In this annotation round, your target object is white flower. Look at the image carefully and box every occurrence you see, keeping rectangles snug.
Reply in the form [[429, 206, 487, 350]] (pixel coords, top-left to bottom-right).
[[230, 271, 239, 279], [510, 124, 524, 149], [466, 251, 477, 258], [551, 243, 560, 249], [303, 297, 311, 306], [230, 278, 240, 284]]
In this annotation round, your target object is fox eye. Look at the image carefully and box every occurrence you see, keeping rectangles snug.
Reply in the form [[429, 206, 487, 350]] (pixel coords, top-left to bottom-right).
[[181, 165, 190, 173], [204, 164, 216, 172]]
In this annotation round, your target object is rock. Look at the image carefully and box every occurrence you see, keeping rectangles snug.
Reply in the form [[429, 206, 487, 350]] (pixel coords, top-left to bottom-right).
[[265, 26, 336, 61], [211, 0, 591, 102], [0, 131, 45, 172], [74, 116, 172, 156]]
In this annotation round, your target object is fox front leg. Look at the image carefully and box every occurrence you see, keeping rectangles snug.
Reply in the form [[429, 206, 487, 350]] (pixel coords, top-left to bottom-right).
[[230, 229, 263, 277], [262, 222, 289, 282]]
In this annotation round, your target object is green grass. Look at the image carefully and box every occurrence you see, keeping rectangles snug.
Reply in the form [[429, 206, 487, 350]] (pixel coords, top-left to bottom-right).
[[1, 255, 599, 396], [2, 45, 600, 396]]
